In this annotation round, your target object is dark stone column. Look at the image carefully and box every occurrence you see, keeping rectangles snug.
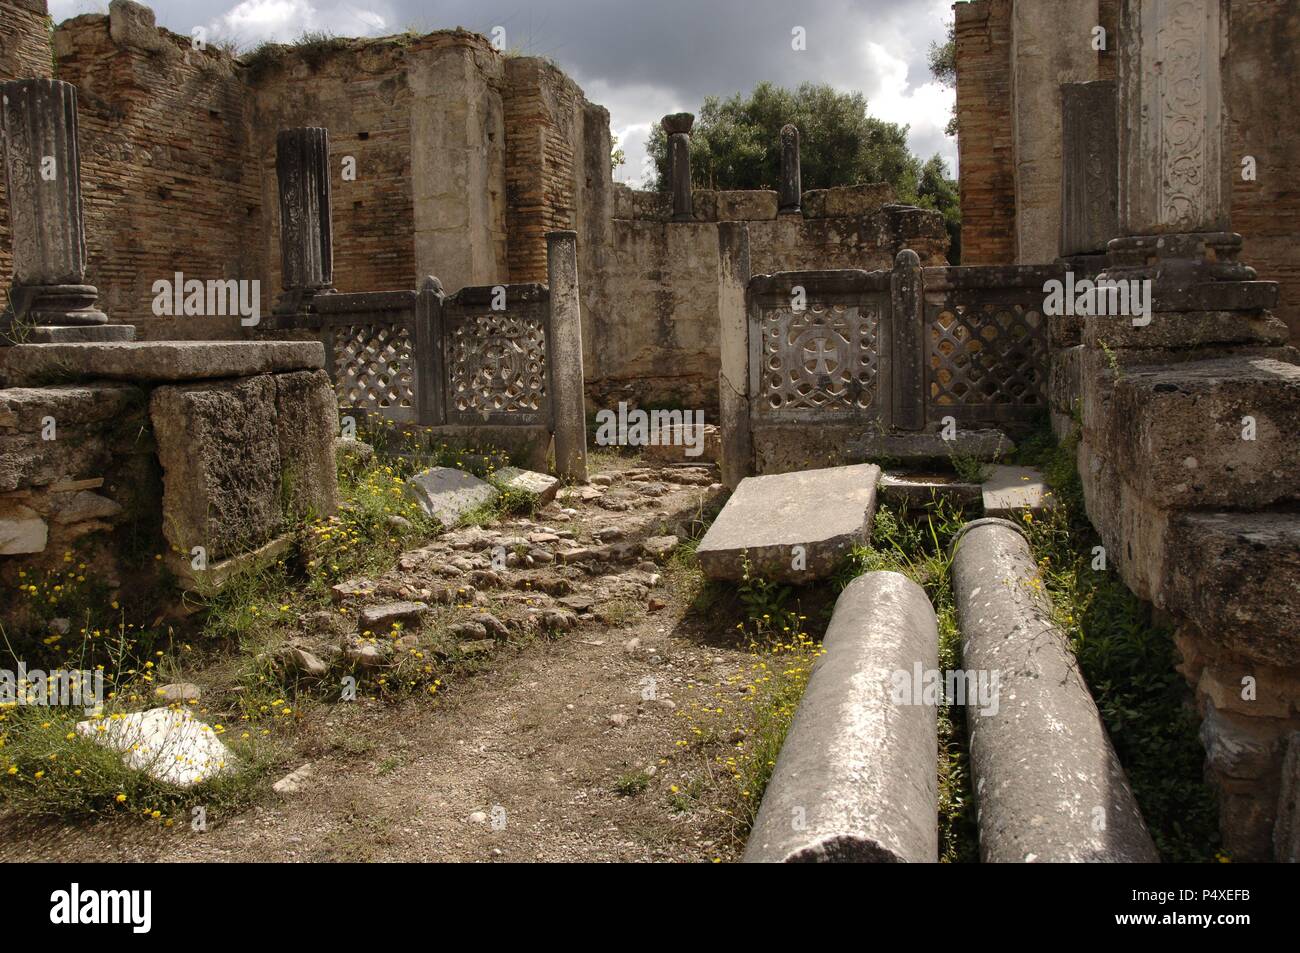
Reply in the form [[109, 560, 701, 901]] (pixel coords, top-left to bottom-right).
[[778, 124, 801, 214], [1, 79, 118, 339], [663, 112, 694, 222], [1059, 81, 1117, 259], [889, 249, 924, 431], [274, 127, 334, 314]]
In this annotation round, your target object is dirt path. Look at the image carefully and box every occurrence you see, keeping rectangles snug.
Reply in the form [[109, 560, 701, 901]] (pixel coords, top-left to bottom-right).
[[0, 462, 766, 863]]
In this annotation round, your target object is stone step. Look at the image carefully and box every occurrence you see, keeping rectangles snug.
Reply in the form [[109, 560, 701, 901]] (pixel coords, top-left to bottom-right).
[[846, 428, 1015, 466], [980, 465, 1055, 518], [878, 472, 981, 508], [696, 463, 879, 582]]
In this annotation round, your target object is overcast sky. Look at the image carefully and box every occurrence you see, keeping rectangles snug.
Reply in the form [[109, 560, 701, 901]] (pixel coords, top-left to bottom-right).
[[50, 0, 958, 186]]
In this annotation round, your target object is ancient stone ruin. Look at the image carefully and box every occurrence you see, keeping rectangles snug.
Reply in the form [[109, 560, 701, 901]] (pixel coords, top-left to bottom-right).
[[0, 0, 1297, 875]]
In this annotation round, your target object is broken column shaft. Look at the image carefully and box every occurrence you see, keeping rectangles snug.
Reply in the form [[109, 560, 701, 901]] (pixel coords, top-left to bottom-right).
[[744, 571, 938, 863], [778, 124, 801, 213], [951, 518, 1159, 862], [662, 112, 694, 222]]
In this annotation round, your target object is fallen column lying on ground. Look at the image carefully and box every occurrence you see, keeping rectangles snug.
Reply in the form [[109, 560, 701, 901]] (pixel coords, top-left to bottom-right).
[[950, 518, 1159, 862], [743, 570, 938, 863]]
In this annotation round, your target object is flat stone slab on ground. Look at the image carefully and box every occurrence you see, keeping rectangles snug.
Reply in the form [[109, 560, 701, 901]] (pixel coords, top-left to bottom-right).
[[405, 467, 499, 527], [0, 341, 324, 386], [494, 466, 559, 506], [981, 465, 1054, 517], [696, 463, 880, 582], [75, 708, 235, 787]]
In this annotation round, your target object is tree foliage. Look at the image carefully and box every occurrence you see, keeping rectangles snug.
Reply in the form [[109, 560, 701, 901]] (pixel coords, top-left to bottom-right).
[[646, 82, 961, 263]]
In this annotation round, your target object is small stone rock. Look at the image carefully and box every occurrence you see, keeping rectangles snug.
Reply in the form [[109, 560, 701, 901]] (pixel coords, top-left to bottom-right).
[[156, 682, 202, 703], [608, 713, 632, 728], [641, 535, 679, 560], [451, 620, 489, 640], [358, 601, 428, 633], [273, 762, 314, 795]]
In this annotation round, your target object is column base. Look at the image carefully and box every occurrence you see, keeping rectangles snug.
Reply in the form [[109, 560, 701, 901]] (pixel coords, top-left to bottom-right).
[[9, 283, 108, 326], [1101, 232, 1278, 312]]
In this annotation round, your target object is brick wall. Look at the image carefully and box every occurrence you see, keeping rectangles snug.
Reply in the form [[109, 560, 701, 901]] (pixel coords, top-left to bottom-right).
[[504, 57, 584, 283], [0, 0, 55, 311], [1228, 0, 1300, 343], [248, 35, 425, 314], [954, 0, 1016, 266], [51, 15, 262, 338]]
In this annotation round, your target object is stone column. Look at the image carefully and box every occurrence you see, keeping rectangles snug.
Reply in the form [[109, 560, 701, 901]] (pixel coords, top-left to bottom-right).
[[889, 249, 924, 431], [778, 124, 801, 214], [952, 518, 1160, 862], [716, 222, 751, 489], [546, 230, 587, 482], [1059, 81, 1118, 260], [0, 79, 116, 339], [743, 571, 938, 863], [274, 127, 334, 314], [1105, 0, 1259, 297], [663, 112, 694, 222]]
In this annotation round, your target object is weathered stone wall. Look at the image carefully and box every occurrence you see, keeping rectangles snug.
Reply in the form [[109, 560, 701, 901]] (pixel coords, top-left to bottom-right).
[[0, 0, 55, 310], [50, 13, 262, 338], [592, 184, 949, 414], [1227, 0, 1300, 343], [1009, 0, 1107, 264], [409, 34, 508, 294], [955, 0, 1299, 342]]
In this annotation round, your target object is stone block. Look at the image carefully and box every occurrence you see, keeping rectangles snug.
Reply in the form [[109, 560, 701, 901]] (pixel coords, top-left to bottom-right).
[[273, 369, 339, 520], [1199, 703, 1283, 781], [0, 500, 47, 554], [715, 190, 777, 221], [493, 466, 559, 507], [109, 0, 165, 52], [0, 341, 324, 387], [1103, 357, 1300, 508], [1275, 733, 1300, 862], [696, 463, 879, 582], [1049, 344, 1082, 417], [1163, 511, 1300, 668], [641, 423, 720, 464], [981, 465, 1054, 517], [1076, 439, 1171, 604], [847, 429, 1014, 465], [150, 375, 283, 560], [1083, 309, 1290, 350], [801, 183, 895, 218], [76, 708, 234, 787], [405, 467, 498, 527]]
